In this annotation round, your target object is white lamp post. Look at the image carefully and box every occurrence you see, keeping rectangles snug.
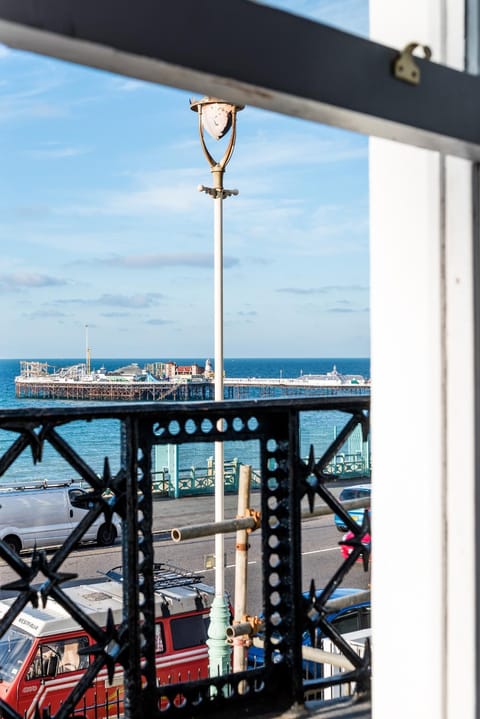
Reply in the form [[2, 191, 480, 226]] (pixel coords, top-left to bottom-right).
[[190, 96, 243, 676], [85, 323, 91, 375]]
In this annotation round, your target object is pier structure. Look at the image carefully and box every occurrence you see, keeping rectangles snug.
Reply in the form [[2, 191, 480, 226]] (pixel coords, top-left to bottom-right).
[[223, 376, 370, 400], [15, 375, 370, 401], [15, 378, 213, 401]]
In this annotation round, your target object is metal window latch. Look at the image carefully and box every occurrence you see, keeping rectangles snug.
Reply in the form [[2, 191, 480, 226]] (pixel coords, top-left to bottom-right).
[[393, 42, 432, 85]]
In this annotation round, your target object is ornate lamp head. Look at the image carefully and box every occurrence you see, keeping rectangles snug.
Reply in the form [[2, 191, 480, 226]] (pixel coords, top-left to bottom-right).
[[190, 96, 244, 173], [200, 101, 235, 140]]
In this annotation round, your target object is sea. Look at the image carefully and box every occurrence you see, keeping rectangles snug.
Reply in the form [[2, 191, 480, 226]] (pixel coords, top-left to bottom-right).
[[0, 358, 370, 486]]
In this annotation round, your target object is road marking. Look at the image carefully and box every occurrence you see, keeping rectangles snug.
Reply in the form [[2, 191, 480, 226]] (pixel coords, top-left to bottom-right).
[[221, 547, 338, 570], [225, 560, 257, 569], [302, 546, 338, 556]]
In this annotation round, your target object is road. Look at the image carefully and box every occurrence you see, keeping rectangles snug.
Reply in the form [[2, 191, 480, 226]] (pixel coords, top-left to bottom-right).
[[0, 492, 370, 615]]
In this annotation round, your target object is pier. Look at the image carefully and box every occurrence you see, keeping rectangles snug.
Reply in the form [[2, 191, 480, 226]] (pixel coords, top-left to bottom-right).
[[15, 378, 212, 401], [15, 376, 370, 401], [14, 360, 370, 401]]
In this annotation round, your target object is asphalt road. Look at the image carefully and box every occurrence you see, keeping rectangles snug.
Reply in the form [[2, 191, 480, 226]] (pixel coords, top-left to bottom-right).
[[0, 490, 370, 615]]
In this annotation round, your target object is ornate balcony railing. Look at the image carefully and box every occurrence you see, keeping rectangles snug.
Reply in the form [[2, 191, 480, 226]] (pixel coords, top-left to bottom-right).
[[0, 395, 371, 719]]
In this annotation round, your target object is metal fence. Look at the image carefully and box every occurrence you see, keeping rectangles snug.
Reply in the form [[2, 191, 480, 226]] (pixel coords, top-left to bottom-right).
[[152, 456, 370, 497], [0, 395, 371, 719], [152, 434, 370, 499]]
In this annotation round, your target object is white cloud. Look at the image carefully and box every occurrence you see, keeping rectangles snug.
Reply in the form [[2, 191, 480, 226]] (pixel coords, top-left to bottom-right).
[[24, 309, 69, 319], [0, 97, 65, 122], [112, 78, 149, 93], [0, 273, 67, 292], [79, 252, 239, 269], [145, 318, 174, 325], [277, 285, 368, 295], [0, 65, 68, 123], [62, 180, 204, 217], [27, 143, 91, 159], [59, 292, 165, 308], [233, 132, 367, 175]]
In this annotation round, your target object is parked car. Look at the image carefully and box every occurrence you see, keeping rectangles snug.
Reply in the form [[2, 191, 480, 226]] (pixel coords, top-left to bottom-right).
[[334, 484, 371, 532], [248, 587, 370, 673]]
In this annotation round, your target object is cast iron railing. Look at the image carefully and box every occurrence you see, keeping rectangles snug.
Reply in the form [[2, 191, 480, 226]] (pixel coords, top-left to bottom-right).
[[0, 396, 371, 718]]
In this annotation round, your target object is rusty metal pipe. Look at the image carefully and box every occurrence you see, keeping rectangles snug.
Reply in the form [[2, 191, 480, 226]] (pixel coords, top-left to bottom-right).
[[251, 637, 356, 671], [226, 622, 253, 639], [171, 516, 257, 542]]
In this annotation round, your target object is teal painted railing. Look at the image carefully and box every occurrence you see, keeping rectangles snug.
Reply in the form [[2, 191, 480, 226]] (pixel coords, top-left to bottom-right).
[[152, 452, 370, 498]]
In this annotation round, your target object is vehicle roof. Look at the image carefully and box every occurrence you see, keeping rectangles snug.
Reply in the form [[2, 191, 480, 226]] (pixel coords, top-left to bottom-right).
[[0, 481, 80, 494], [0, 575, 215, 638], [340, 484, 371, 491], [302, 587, 364, 601]]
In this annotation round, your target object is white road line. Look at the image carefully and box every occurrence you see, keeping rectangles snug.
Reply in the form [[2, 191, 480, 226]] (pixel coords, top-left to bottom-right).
[[220, 546, 338, 569], [225, 560, 257, 569], [302, 546, 338, 556]]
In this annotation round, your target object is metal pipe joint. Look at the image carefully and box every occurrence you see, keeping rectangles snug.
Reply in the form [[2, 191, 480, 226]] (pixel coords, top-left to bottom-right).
[[226, 615, 264, 643]]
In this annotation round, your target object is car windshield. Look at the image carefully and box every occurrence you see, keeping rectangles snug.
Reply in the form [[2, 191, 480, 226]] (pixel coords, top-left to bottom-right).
[[341, 488, 370, 500], [0, 626, 34, 682], [340, 489, 358, 500]]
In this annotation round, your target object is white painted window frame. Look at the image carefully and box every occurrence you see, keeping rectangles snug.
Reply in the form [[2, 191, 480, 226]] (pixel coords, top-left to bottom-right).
[[370, 3, 477, 718]]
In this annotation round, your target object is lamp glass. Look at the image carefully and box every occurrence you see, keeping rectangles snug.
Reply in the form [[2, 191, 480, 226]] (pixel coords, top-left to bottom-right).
[[201, 102, 235, 140]]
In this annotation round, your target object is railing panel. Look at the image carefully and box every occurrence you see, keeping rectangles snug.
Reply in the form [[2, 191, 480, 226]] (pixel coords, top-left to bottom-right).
[[0, 396, 370, 719]]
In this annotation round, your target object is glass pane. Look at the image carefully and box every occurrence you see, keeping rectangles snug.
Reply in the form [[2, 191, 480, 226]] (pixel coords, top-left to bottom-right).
[[171, 615, 209, 651]]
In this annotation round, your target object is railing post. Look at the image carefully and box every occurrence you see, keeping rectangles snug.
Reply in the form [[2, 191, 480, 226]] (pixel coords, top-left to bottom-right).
[[122, 417, 156, 717], [121, 417, 142, 719]]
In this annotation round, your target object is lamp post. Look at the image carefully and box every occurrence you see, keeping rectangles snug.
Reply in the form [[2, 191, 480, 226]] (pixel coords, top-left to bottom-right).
[[190, 96, 243, 677], [85, 324, 91, 375]]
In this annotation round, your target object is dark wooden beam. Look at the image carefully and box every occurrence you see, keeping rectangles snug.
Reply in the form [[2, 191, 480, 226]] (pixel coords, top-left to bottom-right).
[[0, 0, 479, 158]]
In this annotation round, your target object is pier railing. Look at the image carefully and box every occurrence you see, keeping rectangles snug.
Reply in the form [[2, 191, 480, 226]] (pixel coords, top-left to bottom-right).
[[0, 396, 371, 719]]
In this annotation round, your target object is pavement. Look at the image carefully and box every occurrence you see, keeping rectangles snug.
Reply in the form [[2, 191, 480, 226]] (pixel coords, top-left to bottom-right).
[[152, 490, 261, 536], [150, 478, 357, 536]]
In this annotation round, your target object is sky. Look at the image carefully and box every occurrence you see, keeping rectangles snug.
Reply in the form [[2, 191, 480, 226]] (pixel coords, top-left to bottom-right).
[[0, 1, 369, 361]]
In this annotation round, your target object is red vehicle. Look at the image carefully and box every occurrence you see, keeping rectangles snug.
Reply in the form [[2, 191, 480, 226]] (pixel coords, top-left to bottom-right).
[[0, 564, 221, 718], [340, 531, 371, 562]]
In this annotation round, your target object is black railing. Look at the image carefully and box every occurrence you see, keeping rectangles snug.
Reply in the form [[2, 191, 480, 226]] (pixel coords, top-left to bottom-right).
[[0, 396, 371, 719]]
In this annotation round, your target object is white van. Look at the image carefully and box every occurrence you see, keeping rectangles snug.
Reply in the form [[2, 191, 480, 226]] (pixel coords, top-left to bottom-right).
[[0, 481, 121, 553]]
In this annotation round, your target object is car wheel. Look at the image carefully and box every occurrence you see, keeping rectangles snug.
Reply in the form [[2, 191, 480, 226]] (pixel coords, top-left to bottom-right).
[[97, 523, 116, 547], [3, 535, 21, 553]]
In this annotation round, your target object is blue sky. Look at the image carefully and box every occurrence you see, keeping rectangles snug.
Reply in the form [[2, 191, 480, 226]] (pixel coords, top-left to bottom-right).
[[0, 1, 369, 360]]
